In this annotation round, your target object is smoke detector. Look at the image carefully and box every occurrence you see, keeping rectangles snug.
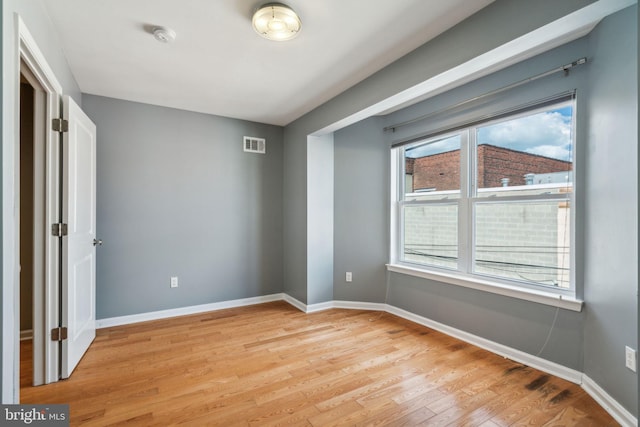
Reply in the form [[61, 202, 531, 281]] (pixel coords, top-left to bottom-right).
[[153, 27, 177, 43]]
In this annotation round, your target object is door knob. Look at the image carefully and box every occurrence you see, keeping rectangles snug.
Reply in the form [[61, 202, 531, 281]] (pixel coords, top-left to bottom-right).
[[93, 238, 103, 246]]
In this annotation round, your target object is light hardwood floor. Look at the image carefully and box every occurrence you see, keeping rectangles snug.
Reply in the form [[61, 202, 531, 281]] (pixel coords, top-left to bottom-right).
[[20, 301, 618, 426]]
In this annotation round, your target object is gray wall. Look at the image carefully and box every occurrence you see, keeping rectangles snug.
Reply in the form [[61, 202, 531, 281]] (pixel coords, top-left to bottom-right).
[[282, 123, 307, 303], [2, 0, 82, 403], [81, 95, 284, 319], [335, 38, 589, 371], [283, 122, 313, 304], [333, 117, 389, 303], [331, 6, 637, 417], [583, 5, 638, 415]]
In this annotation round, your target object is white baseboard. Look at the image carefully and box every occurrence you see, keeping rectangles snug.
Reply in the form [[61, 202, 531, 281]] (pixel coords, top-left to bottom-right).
[[306, 301, 335, 313], [282, 296, 387, 314], [283, 299, 580, 383], [384, 305, 583, 384], [582, 375, 638, 427], [19, 330, 33, 341], [96, 293, 285, 328], [333, 300, 387, 312], [95, 293, 636, 424], [282, 294, 307, 312], [280, 294, 333, 313]]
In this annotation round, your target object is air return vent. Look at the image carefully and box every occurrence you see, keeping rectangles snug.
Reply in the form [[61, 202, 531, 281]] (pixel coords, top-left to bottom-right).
[[243, 136, 266, 154]]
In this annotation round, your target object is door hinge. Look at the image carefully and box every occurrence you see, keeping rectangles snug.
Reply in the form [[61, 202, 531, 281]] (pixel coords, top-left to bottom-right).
[[51, 327, 68, 342], [52, 118, 69, 133], [51, 223, 68, 237]]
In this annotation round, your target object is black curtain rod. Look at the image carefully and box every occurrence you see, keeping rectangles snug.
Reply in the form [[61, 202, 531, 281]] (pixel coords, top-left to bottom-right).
[[384, 57, 587, 133], [390, 90, 575, 149]]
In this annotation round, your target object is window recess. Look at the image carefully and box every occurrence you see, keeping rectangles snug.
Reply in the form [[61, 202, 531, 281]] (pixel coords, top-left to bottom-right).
[[391, 94, 576, 299]]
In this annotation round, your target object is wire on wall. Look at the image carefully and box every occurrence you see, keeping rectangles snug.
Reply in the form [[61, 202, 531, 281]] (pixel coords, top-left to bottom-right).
[[535, 306, 560, 357]]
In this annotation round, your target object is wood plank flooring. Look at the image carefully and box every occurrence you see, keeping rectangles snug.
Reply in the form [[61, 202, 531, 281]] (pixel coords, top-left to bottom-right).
[[20, 301, 618, 426]]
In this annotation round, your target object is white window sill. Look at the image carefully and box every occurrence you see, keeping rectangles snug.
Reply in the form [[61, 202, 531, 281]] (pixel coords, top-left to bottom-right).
[[386, 263, 583, 312]]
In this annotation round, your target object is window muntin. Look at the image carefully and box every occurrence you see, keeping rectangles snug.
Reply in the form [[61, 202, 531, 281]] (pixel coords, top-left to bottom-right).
[[395, 100, 575, 294]]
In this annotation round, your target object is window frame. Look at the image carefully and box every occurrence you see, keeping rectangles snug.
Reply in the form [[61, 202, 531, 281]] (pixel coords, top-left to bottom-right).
[[389, 99, 580, 310]]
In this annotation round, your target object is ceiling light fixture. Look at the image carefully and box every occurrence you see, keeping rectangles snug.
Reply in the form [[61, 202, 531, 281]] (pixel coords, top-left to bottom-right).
[[252, 3, 301, 41], [152, 26, 176, 43]]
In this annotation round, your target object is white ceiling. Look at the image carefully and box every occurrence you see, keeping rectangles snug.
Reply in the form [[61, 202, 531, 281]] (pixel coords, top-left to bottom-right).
[[43, 0, 494, 126]]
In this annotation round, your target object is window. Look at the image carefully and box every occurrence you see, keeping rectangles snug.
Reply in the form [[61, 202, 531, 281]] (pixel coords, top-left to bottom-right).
[[392, 100, 575, 296]]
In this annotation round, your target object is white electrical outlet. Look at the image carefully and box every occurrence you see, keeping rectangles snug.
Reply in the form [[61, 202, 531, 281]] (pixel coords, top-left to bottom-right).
[[346, 272, 352, 282], [625, 346, 636, 372], [170, 276, 179, 288]]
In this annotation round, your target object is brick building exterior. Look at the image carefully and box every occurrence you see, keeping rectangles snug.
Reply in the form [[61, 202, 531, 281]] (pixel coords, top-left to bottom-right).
[[407, 144, 572, 192], [409, 149, 460, 192]]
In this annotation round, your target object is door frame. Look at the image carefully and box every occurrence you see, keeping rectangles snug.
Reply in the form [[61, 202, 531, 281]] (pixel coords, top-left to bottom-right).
[[19, 60, 49, 387], [3, 15, 63, 402]]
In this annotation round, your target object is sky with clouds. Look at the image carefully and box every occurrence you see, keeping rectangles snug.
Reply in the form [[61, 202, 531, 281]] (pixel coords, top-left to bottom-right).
[[478, 106, 573, 161], [406, 106, 573, 162]]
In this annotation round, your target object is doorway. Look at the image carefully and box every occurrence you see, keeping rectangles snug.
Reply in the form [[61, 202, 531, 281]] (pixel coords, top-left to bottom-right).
[[18, 62, 48, 389], [19, 74, 35, 389], [8, 16, 97, 403]]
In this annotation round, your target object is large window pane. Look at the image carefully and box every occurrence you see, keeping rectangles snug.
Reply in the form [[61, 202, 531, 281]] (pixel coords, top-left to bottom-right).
[[474, 200, 571, 288], [403, 204, 458, 269], [404, 135, 461, 201], [393, 98, 575, 294], [476, 106, 573, 197]]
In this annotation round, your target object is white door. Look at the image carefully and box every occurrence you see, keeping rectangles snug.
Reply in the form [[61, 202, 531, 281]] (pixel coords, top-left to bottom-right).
[[60, 95, 97, 378]]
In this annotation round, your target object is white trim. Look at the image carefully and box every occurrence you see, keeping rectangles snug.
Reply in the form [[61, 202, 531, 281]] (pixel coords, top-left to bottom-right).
[[18, 15, 64, 387], [582, 375, 638, 427], [2, 13, 20, 405], [306, 301, 335, 313], [3, 13, 66, 403], [96, 294, 285, 329], [17, 18, 63, 94], [332, 300, 387, 312], [280, 296, 387, 314], [282, 294, 308, 313], [387, 264, 584, 312], [281, 295, 332, 313], [389, 150, 401, 265], [384, 304, 583, 384], [280, 295, 332, 313]]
